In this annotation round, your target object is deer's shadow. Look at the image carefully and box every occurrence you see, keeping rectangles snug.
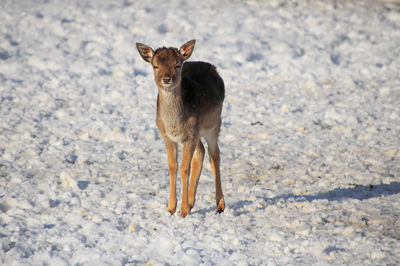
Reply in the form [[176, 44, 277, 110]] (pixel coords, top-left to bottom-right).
[[192, 182, 400, 216], [229, 182, 400, 216], [266, 181, 400, 203]]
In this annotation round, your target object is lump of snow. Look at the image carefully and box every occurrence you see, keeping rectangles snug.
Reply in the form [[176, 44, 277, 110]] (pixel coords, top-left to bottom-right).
[[60, 171, 78, 189], [371, 251, 386, 260], [268, 231, 284, 242]]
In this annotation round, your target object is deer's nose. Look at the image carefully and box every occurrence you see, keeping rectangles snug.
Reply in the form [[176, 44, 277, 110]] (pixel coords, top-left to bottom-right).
[[162, 77, 172, 84]]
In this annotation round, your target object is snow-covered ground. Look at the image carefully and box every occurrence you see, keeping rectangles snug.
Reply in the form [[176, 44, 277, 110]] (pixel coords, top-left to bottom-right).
[[1, 0, 400, 264]]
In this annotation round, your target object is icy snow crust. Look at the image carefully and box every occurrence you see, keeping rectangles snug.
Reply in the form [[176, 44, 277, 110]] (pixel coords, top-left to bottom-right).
[[1, 0, 400, 264]]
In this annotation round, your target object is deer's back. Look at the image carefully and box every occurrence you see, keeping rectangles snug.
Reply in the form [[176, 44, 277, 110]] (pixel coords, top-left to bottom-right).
[[181, 61, 225, 111]]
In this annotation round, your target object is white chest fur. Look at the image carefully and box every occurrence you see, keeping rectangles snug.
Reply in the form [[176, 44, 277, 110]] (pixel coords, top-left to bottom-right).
[[159, 91, 187, 143]]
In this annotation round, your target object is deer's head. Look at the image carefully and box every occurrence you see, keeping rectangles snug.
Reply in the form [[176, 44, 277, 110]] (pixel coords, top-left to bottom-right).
[[136, 40, 196, 91]]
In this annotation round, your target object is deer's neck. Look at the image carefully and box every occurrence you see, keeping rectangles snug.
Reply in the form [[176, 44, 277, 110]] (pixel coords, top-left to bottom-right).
[[158, 85, 185, 123], [157, 84, 192, 143]]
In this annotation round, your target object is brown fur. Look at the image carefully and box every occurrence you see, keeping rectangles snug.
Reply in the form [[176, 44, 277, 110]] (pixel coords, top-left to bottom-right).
[[136, 40, 225, 217]]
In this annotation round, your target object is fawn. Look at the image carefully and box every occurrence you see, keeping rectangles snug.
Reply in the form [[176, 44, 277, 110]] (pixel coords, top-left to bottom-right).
[[136, 40, 225, 217]]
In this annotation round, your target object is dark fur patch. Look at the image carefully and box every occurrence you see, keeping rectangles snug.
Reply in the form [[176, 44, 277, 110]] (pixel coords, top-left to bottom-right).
[[181, 61, 225, 110]]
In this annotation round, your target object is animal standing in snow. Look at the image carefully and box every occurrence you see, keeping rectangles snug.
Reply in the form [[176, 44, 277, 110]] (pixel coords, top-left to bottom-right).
[[136, 40, 225, 217]]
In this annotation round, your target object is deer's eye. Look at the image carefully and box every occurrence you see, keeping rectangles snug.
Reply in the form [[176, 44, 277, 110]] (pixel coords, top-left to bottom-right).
[[153, 66, 159, 69], [174, 65, 181, 69]]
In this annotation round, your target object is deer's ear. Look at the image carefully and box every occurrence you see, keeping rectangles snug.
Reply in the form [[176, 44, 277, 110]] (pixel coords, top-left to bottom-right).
[[179, 40, 196, 60], [136, 43, 154, 63]]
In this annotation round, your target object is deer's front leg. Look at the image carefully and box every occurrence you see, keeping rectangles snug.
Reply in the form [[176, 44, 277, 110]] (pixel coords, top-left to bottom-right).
[[180, 139, 197, 217], [163, 138, 178, 214]]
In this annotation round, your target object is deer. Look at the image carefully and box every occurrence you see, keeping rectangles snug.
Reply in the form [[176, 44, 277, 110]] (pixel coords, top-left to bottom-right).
[[136, 40, 225, 217]]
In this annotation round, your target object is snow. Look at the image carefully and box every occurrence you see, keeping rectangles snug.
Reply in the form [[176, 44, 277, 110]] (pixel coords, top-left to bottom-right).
[[1, 0, 400, 264]]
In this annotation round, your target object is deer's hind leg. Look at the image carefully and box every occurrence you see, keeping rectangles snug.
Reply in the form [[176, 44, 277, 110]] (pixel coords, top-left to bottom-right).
[[188, 139, 205, 210], [205, 124, 225, 213]]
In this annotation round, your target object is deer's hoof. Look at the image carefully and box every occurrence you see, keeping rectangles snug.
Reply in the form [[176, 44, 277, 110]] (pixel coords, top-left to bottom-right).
[[168, 203, 176, 215], [217, 198, 225, 213], [181, 207, 190, 218]]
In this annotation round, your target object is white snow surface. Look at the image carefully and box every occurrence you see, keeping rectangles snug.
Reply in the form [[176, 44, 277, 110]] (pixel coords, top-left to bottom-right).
[[1, 0, 400, 265]]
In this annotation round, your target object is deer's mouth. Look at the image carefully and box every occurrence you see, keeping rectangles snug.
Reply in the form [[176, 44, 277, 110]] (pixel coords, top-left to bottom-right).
[[159, 74, 180, 91], [160, 79, 179, 91], [160, 84, 176, 92]]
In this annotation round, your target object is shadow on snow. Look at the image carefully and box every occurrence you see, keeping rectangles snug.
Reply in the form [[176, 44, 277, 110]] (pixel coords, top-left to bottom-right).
[[266, 182, 400, 203], [230, 182, 400, 216], [191, 182, 400, 216]]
